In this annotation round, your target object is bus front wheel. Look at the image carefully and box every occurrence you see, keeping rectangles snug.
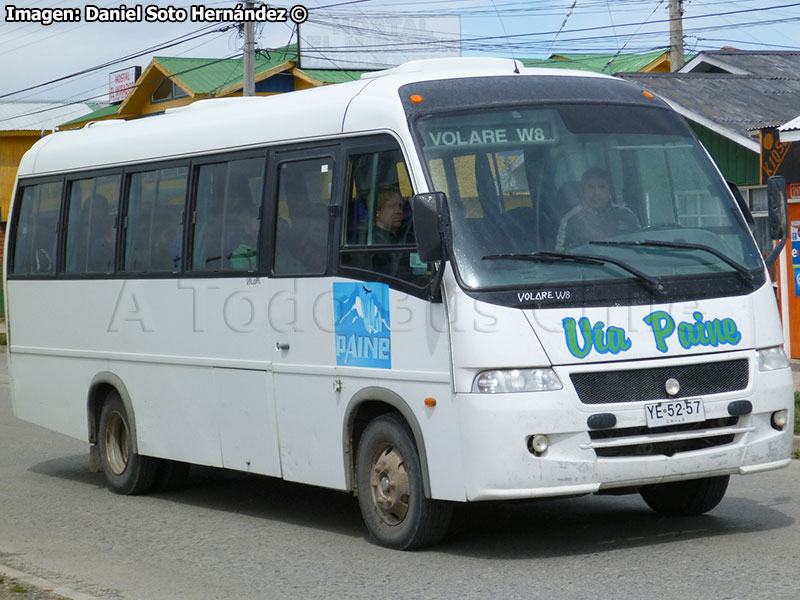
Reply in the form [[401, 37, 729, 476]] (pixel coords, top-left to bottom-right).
[[355, 413, 452, 549], [98, 391, 158, 495], [640, 475, 730, 515]]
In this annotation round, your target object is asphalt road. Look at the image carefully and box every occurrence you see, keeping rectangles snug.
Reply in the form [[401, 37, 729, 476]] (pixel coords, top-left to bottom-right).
[[1, 355, 798, 600]]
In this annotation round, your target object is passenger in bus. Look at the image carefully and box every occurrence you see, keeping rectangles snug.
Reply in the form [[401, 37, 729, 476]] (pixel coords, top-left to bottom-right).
[[555, 168, 638, 251], [371, 185, 413, 278], [372, 186, 407, 246], [152, 221, 182, 271], [227, 207, 259, 270], [88, 195, 115, 272]]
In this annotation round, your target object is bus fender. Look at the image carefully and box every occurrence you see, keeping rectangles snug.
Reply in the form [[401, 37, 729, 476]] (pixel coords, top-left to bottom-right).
[[87, 372, 140, 471], [342, 386, 432, 498]]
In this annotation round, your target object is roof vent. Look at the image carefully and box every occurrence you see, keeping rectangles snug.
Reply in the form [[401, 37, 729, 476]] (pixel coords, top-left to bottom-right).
[[361, 57, 523, 80], [84, 119, 126, 128]]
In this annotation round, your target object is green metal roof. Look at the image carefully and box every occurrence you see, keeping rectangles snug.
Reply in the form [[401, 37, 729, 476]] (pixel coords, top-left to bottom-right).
[[301, 69, 365, 83], [521, 50, 681, 74], [156, 52, 294, 95], [59, 103, 120, 127], [157, 45, 367, 93], [58, 46, 368, 128]]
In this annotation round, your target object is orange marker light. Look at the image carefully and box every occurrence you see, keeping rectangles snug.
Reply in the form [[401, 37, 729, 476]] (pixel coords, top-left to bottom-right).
[[410, 94, 424, 104], [642, 90, 655, 99], [424, 397, 437, 407]]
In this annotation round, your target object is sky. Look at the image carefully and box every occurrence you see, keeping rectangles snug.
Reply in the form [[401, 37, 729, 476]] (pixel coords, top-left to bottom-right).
[[1, 0, 798, 108]]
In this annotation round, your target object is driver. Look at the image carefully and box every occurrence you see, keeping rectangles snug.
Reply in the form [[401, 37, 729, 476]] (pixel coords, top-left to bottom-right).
[[555, 168, 638, 251]]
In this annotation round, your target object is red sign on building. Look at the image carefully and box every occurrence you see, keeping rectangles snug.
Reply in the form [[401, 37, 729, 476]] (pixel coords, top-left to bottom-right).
[[109, 66, 141, 104]]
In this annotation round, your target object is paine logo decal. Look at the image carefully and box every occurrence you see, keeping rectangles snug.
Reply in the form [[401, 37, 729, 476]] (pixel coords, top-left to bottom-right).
[[334, 282, 391, 368], [563, 311, 742, 359]]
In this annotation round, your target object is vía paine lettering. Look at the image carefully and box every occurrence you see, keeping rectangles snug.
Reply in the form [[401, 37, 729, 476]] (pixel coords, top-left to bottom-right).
[[563, 311, 741, 359]]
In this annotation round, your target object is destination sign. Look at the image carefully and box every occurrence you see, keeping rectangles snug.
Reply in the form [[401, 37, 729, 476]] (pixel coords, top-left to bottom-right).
[[423, 123, 557, 147]]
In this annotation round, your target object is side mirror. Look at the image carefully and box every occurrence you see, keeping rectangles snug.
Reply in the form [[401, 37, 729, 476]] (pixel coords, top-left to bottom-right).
[[764, 176, 788, 268], [412, 192, 449, 262], [767, 176, 787, 240]]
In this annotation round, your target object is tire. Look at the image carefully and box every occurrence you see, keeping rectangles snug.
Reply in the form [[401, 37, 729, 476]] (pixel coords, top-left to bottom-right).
[[640, 475, 730, 516], [155, 459, 191, 491], [98, 391, 158, 495], [356, 413, 452, 550]]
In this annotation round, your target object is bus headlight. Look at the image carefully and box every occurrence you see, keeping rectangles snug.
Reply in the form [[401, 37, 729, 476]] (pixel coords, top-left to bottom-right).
[[757, 346, 790, 371], [472, 368, 562, 393]]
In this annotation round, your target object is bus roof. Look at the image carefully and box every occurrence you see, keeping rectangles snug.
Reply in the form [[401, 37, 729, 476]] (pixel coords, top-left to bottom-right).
[[18, 58, 618, 177]]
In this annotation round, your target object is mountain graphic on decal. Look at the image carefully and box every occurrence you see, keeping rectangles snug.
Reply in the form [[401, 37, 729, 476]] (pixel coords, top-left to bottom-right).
[[335, 283, 391, 335]]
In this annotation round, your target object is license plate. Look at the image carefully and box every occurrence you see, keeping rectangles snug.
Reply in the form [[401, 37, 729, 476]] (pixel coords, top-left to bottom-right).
[[645, 398, 706, 428]]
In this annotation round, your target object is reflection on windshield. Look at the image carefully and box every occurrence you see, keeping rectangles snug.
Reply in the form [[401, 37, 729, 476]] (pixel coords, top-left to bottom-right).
[[588, 239, 753, 282], [483, 250, 665, 294], [415, 104, 763, 291]]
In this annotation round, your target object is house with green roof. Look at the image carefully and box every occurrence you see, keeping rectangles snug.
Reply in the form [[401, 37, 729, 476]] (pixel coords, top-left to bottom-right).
[[521, 50, 678, 74], [60, 45, 366, 130]]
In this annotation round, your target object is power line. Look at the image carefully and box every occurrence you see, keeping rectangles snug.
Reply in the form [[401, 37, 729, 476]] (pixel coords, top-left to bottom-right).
[[0, 23, 232, 101], [545, 0, 578, 57], [0, 51, 244, 127], [306, 3, 800, 53], [602, 0, 666, 71]]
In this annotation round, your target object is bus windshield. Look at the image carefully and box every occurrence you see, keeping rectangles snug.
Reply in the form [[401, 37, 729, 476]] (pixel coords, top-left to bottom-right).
[[414, 103, 763, 294]]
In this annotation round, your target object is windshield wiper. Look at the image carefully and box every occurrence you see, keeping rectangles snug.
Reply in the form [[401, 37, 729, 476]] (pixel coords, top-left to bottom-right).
[[589, 240, 754, 282], [482, 251, 665, 294]]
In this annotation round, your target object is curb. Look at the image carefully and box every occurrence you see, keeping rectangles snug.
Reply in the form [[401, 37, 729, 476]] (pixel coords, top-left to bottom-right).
[[0, 564, 102, 600]]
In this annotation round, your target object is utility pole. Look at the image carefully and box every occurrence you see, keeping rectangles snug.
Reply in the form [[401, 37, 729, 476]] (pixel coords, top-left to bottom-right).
[[243, 0, 255, 96], [669, 0, 685, 72]]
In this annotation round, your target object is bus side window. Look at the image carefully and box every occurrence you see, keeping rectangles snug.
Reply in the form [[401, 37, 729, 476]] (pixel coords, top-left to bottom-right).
[[64, 175, 121, 274], [11, 181, 63, 276], [190, 156, 265, 273], [123, 167, 188, 273], [339, 149, 427, 286], [272, 158, 332, 276]]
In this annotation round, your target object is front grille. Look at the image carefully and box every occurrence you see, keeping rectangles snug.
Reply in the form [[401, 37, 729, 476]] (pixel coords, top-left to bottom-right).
[[571, 359, 749, 405], [588, 416, 739, 457]]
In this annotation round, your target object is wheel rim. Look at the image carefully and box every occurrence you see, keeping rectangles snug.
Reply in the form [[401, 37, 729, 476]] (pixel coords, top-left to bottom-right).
[[369, 443, 410, 526], [104, 411, 130, 476]]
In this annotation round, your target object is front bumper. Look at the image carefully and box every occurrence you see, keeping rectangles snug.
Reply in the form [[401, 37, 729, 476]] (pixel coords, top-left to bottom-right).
[[454, 355, 793, 501]]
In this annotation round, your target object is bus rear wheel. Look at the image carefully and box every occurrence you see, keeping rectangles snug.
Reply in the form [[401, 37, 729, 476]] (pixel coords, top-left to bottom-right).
[[356, 413, 452, 549], [640, 475, 730, 516], [98, 391, 158, 495]]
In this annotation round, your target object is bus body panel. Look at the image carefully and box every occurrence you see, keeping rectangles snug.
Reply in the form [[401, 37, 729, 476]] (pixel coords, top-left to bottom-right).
[[9, 352, 95, 441], [444, 276, 784, 393], [524, 282, 782, 368], [6, 277, 283, 474], [271, 276, 461, 498]]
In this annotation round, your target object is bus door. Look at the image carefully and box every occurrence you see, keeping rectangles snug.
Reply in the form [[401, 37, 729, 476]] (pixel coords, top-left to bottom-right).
[[268, 147, 346, 489]]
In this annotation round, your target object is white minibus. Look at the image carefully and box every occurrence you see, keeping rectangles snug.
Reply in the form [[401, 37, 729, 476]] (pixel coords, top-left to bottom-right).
[[4, 58, 794, 549]]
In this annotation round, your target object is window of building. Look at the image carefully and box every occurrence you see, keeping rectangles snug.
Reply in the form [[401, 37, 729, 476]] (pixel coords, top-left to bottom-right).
[[742, 185, 771, 256], [151, 78, 188, 103]]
